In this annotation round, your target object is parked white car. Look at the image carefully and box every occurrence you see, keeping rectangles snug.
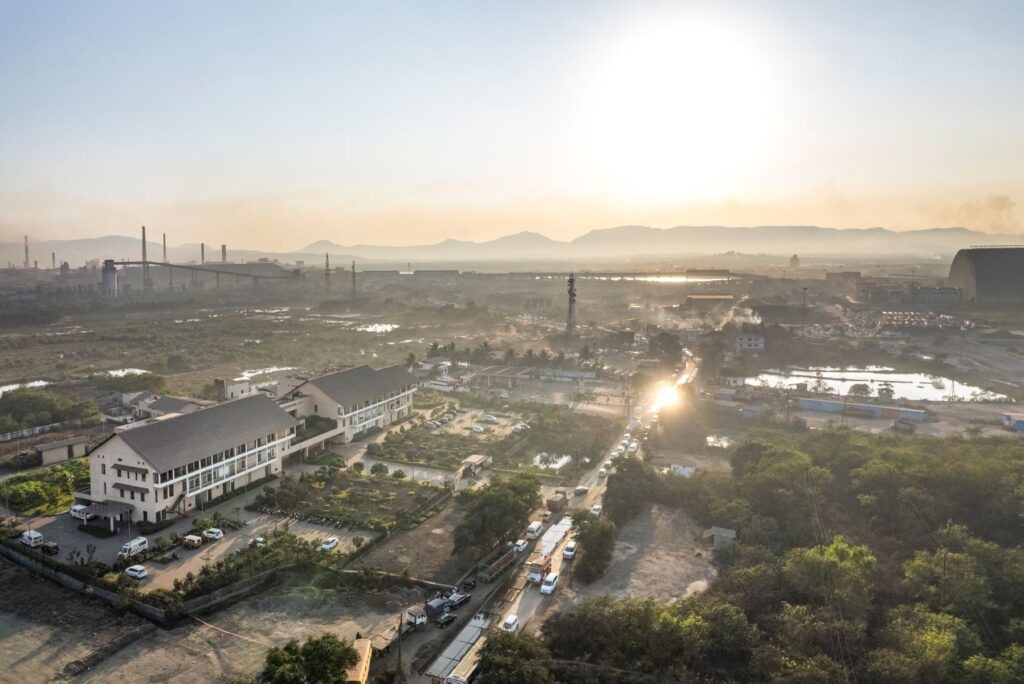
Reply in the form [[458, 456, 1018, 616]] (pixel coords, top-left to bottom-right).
[[590, 504, 603, 516], [513, 539, 529, 553], [471, 426, 485, 434], [540, 572, 559, 595], [563, 541, 577, 559], [500, 614, 520, 633], [203, 528, 224, 541], [124, 565, 148, 580], [320, 537, 339, 552]]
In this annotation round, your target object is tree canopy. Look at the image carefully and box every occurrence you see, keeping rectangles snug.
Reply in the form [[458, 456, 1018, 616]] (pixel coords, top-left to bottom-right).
[[259, 632, 357, 684]]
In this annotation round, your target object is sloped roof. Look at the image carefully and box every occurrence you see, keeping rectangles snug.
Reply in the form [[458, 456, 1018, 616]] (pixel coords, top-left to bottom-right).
[[302, 365, 415, 409], [116, 394, 298, 472], [702, 526, 737, 539], [148, 396, 199, 414], [34, 435, 89, 451]]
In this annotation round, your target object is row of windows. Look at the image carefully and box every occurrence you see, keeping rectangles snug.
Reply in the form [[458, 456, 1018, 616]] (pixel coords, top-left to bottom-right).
[[155, 429, 293, 484], [340, 386, 413, 416]]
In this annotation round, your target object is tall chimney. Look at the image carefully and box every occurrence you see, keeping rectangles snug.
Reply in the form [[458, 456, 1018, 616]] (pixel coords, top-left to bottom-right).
[[162, 233, 167, 262], [142, 226, 152, 290], [23, 235, 29, 269], [351, 260, 356, 297], [221, 244, 226, 263], [201, 243, 205, 264], [51, 252, 56, 269]]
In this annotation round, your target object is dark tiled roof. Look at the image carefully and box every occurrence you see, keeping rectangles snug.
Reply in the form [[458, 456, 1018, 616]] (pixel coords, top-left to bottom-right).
[[303, 365, 415, 410], [117, 394, 298, 472], [148, 396, 198, 414]]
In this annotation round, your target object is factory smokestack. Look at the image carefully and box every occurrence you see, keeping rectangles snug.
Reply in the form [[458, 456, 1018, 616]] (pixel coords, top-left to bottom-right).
[[162, 233, 167, 262], [351, 260, 357, 297], [23, 235, 28, 269], [51, 252, 56, 269], [142, 226, 153, 290], [201, 243, 205, 264], [221, 244, 226, 263]]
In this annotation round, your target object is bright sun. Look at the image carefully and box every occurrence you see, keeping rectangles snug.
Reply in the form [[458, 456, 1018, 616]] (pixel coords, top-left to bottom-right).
[[651, 384, 681, 413], [582, 11, 788, 201]]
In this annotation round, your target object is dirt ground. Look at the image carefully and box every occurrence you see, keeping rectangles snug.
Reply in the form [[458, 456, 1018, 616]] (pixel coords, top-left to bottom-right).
[[0, 558, 153, 684], [80, 578, 425, 683], [351, 501, 467, 586], [561, 505, 716, 605]]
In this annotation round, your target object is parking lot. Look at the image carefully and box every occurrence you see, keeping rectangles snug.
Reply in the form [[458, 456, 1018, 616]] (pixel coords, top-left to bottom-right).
[[16, 473, 373, 590]]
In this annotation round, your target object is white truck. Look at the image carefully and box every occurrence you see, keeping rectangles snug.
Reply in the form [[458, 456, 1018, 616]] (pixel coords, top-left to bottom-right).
[[117, 536, 149, 559], [368, 606, 428, 654]]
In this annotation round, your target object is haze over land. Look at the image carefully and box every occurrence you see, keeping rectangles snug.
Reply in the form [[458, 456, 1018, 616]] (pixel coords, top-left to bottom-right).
[[2, 2, 1023, 249], [1, 224, 1015, 268]]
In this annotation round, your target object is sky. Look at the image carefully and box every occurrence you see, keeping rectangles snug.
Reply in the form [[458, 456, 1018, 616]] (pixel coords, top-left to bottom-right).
[[1, 0, 1023, 250]]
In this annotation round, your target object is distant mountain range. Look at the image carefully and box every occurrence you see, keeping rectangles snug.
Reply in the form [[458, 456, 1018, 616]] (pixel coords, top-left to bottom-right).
[[2, 225, 1017, 268], [299, 225, 1015, 261]]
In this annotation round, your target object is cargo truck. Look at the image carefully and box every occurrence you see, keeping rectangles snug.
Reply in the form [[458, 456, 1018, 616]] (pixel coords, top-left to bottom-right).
[[478, 541, 516, 582], [526, 551, 552, 584]]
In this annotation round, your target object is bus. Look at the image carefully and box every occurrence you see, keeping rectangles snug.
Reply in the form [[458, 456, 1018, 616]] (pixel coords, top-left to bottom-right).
[[445, 637, 486, 684]]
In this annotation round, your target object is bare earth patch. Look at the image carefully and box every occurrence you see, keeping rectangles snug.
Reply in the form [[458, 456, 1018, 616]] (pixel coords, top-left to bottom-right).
[[352, 501, 468, 585], [566, 505, 716, 604]]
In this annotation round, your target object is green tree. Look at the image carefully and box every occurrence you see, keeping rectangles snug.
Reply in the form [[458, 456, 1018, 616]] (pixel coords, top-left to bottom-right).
[[847, 383, 872, 397], [453, 475, 541, 556], [573, 511, 617, 583], [476, 631, 555, 684], [904, 549, 992, 618], [259, 632, 358, 684], [782, 536, 876, 621]]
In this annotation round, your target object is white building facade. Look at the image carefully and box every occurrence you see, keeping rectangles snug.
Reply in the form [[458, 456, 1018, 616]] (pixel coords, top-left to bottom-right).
[[82, 394, 298, 525]]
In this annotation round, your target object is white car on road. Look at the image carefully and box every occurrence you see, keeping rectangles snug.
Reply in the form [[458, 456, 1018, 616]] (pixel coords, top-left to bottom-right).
[[590, 504, 603, 516], [125, 565, 148, 580], [500, 614, 520, 633], [203, 528, 224, 541], [514, 539, 529, 553], [563, 541, 577, 559], [320, 537, 339, 552]]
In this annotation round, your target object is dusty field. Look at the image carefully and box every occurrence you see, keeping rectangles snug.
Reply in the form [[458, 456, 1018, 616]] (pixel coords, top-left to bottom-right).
[[0, 558, 154, 684], [563, 505, 715, 605], [351, 501, 467, 585], [80, 576, 425, 683]]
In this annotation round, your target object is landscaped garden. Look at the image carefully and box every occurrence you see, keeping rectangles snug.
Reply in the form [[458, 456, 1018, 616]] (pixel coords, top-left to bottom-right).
[[250, 467, 449, 533]]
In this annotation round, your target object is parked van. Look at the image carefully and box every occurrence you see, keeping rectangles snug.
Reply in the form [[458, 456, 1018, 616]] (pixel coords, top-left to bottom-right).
[[183, 535, 203, 549], [540, 572, 559, 595], [526, 521, 543, 540], [118, 536, 149, 559], [20, 530, 43, 548], [69, 504, 94, 521]]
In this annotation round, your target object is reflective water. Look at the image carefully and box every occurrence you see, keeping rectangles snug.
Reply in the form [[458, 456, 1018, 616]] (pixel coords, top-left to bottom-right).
[[0, 380, 49, 398], [751, 366, 1008, 402]]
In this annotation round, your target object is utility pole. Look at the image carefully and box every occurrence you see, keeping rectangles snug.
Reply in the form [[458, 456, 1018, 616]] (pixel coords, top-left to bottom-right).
[[142, 226, 153, 290], [325, 252, 331, 291], [351, 260, 357, 298]]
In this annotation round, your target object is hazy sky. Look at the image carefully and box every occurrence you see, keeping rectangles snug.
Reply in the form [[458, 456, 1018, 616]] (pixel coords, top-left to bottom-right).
[[2, 0, 1022, 249]]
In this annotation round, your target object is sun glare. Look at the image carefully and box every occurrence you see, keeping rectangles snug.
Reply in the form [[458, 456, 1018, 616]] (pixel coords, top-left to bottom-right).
[[582, 11, 788, 201], [651, 384, 681, 413]]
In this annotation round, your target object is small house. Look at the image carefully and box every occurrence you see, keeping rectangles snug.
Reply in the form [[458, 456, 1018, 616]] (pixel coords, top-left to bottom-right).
[[35, 436, 89, 465], [702, 526, 737, 552]]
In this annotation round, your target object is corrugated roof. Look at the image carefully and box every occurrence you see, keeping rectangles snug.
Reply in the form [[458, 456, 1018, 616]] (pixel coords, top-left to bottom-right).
[[303, 365, 415, 409], [117, 394, 298, 472], [34, 435, 89, 451]]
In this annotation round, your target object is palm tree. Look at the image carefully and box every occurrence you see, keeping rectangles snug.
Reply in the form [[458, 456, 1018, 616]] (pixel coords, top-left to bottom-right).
[[579, 344, 593, 361], [504, 348, 516, 363], [524, 349, 535, 364], [406, 353, 417, 369], [427, 342, 440, 358], [538, 349, 551, 366]]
